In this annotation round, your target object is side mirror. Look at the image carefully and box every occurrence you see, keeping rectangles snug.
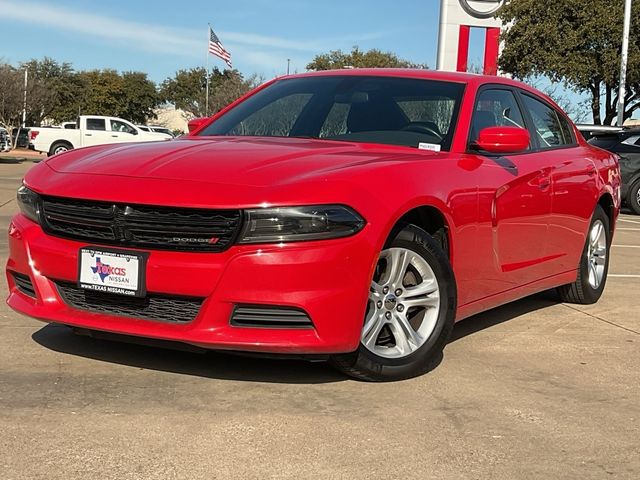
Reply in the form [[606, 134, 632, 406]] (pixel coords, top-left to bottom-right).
[[187, 117, 208, 133], [472, 126, 530, 154]]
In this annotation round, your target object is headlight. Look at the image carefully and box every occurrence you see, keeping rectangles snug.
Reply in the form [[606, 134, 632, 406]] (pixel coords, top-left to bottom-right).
[[238, 205, 365, 244], [16, 186, 41, 224]]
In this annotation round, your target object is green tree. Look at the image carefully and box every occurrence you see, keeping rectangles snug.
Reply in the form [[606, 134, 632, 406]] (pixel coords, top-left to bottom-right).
[[0, 62, 22, 129], [498, 0, 640, 125], [75, 69, 126, 117], [20, 58, 79, 125], [306, 46, 425, 71], [160, 67, 257, 117], [121, 71, 161, 124]]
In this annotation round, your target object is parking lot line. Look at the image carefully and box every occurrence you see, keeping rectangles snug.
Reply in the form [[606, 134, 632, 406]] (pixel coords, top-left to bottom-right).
[[619, 217, 640, 225], [612, 244, 640, 248], [617, 227, 640, 231], [609, 274, 640, 278]]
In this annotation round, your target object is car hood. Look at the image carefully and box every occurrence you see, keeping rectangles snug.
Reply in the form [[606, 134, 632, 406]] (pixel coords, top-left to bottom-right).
[[45, 136, 440, 187]]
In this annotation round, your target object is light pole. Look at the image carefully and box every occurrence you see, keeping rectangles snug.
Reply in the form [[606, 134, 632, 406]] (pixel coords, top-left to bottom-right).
[[287, 59, 290, 75], [21, 68, 28, 128], [617, 0, 633, 127]]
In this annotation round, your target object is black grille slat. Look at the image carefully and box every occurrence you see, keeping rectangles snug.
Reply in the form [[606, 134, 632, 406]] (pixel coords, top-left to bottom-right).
[[40, 196, 242, 252], [55, 281, 203, 323], [231, 305, 314, 329], [12, 272, 36, 298]]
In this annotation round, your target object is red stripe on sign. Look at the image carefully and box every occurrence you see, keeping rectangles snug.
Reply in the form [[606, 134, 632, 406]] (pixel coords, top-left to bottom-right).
[[456, 25, 470, 73], [483, 27, 500, 76]]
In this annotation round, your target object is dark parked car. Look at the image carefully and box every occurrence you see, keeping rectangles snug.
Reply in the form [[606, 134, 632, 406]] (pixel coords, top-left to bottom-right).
[[576, 124, 623, 141], [11, 128, 30, 149], [589, 129, 640, 214], [0, 128, 11, 152]]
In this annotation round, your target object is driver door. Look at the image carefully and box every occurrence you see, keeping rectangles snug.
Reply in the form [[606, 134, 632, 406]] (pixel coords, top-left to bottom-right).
[[470, 87, 552, 292], [109, 119, 139, 143]]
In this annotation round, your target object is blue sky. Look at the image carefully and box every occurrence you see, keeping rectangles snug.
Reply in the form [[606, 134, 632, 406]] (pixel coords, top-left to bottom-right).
[[0, 0, 489, 81]]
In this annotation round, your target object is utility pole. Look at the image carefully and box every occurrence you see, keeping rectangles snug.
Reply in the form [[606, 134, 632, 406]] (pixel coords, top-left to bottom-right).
[[22, 68, 28, 127], [617, 0, 633, 127], [13, 68, 28, 150], [287, 59, 291, 75]]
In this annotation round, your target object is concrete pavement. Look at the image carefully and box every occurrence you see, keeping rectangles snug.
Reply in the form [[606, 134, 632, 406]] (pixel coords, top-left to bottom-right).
[[0, 160, 638, 479]]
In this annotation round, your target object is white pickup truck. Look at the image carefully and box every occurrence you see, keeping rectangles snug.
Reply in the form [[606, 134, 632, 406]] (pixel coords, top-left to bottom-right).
[[30, 116, 172, 156]]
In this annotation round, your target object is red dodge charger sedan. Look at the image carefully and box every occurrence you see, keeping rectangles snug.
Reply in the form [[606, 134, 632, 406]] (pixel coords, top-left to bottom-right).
[[6, 70, 620, 381]]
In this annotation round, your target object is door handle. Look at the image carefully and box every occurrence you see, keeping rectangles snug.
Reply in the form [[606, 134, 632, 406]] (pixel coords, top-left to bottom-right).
[[534, 176, 551, 190], [85, 133, 92, 136], [586, 165, 597, 176], [111, 135, 118, 138]]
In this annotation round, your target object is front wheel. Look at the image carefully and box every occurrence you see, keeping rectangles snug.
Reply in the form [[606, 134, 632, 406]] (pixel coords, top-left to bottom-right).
[[330, 225, 457, 381]]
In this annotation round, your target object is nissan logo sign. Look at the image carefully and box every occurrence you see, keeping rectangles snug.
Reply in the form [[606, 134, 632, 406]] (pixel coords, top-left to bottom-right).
[[459, 0, 504, 19]]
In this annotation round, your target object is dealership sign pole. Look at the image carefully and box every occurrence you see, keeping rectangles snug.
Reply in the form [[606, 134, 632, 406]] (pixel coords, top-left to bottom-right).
[[617, 0, 633, 127], [437, 0, 505, 75]]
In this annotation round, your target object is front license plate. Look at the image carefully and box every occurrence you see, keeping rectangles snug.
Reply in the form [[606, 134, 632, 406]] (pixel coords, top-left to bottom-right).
[[78, 247, 147, 297]]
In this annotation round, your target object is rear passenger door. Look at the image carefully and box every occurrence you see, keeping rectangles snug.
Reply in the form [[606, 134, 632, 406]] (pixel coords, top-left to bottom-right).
[[517, 91, 596, 273], [81, 118, 114, 147]]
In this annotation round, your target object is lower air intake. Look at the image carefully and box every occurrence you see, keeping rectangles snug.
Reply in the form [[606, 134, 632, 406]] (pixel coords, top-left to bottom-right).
[[231, 305, 314, 329], [55, 281, 203, 324], [12, 272, 36, 298]]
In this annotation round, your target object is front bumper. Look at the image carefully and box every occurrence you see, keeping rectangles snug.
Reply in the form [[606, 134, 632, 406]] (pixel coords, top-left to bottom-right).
[[6, 213, 374, 354]]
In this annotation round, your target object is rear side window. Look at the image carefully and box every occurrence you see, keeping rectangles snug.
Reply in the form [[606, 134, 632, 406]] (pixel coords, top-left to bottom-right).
[[521, 94, 574, 148], [86, 118, 106, 131], [470, 89, 527, 145]]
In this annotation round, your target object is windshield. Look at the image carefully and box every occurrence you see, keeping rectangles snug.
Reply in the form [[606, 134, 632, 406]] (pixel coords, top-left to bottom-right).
[[198, 76, 465, 151]]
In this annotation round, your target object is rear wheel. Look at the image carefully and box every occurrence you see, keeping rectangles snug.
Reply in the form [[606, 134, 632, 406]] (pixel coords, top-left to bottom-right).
[[49, 141, 73, 156], [557, 205, 610, 304], [627, 179, 640, 215], [330, 225, 456, 381]]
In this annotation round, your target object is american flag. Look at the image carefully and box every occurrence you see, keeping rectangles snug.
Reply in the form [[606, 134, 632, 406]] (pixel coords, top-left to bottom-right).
[[208, 26, 232, 68]]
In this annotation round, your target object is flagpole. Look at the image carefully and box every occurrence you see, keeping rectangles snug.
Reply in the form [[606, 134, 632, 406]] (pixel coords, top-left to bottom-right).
[[205, 24, 210, 117]]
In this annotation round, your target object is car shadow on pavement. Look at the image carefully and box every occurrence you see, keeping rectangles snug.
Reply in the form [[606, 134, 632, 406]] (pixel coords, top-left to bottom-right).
[[31, 290, 560, 384], [450, 289, 561, 342], [31, 324, 347, 384]]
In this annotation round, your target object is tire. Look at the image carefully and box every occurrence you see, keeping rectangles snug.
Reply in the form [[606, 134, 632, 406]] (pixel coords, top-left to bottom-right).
[[330, 224, 457, 382], [627, 179, 640, 215], [48, 141, 73, 156], [557, 205, 610, 304]]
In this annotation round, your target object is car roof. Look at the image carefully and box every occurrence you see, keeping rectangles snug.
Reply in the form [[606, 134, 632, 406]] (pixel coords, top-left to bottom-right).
[[282, 68, 560, 109]]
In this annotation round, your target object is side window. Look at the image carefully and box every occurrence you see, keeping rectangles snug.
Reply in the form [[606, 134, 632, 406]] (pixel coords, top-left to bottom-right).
[[110, 120, 137, 135], [521, 94, 574, 148], [86, 118, 106, 131], [470, 89, 527, 145]]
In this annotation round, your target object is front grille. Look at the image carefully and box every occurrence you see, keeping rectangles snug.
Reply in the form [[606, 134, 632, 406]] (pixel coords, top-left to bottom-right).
[[55, 281, 203, 323], [11, 272, 36, 298], [231, 305, 314, 329], [40, 196, 242, 252]]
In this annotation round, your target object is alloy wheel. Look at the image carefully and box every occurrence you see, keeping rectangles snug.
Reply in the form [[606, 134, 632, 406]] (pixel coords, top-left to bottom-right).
[[363, 247, 440, 359], [587, 219, 607, 289]]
